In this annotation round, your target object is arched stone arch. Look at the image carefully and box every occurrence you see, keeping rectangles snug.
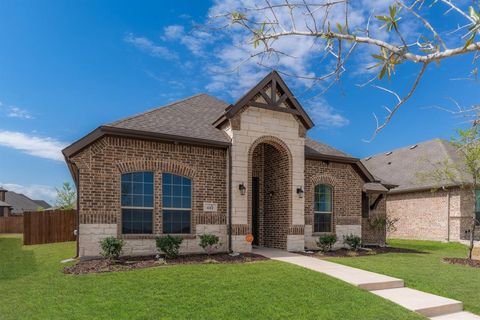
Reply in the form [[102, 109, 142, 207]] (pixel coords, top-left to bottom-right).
[[247, 135, 293, 249]]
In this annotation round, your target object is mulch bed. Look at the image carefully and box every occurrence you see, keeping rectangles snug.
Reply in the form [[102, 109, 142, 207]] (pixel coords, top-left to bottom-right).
[[444, 257, 480, 268], [64, 253, 269, 275], [297, 246, 426, 258]]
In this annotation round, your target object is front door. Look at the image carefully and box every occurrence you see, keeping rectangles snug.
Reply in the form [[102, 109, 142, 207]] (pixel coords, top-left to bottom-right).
[[252, 177, 260, 246]]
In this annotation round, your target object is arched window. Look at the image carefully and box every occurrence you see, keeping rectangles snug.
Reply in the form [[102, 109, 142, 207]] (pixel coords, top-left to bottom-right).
[[121, 172, 154, 234], [314, 184, 332, 233], [162, 173, 192, 234]]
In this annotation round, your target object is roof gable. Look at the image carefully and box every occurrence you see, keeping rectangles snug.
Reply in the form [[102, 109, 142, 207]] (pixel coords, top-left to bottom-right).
[[215, 71, 314, 129], [362, 138, 468, 192]]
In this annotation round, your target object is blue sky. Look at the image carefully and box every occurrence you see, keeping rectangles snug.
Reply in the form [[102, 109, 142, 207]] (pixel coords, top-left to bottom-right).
[[0, 0, 478, 203]]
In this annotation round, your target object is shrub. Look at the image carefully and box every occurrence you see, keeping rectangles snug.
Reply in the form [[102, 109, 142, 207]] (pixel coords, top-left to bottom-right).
[[316, 234, 337, 253], [343, 234, 362, 251], [199, 233, 220, 255], [155, 235, 183, 259], [99, 237, 124, 260]]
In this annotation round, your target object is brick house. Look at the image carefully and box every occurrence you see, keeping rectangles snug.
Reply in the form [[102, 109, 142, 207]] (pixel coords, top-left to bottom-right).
[[63, 71, 388, 257], [363, 139, 480, 242]]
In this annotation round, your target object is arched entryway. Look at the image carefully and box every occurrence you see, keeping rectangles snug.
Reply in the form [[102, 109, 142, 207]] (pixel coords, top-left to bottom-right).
[[248, 136, 292, 249]]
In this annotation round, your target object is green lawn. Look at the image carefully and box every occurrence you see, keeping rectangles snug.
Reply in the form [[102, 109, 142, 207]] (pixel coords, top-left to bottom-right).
[[0, 235, 423, 320], [327, 239, 480, 316]]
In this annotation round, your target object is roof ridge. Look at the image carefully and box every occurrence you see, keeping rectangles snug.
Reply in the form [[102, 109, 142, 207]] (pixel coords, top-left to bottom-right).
[[108, 93, 212, 126], [364, 137, 444, 159]]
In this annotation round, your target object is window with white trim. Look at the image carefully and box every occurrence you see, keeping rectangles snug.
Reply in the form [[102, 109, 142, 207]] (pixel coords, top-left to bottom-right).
[[162, 173, 192, 234], [121, 172, 154, 234], [314, 184, 332, 233]]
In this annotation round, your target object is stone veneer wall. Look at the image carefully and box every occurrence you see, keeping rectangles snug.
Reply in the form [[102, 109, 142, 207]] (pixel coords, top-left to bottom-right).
[[227, 104, 306, 252], [387, 187, 478, 242], [71, 136, 228, 257], [304, 159, 365, 249]]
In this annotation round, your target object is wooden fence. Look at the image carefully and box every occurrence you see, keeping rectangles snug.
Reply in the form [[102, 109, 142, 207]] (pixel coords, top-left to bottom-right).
[[23, 209, 77, 245], [0, 216, 24, 233]]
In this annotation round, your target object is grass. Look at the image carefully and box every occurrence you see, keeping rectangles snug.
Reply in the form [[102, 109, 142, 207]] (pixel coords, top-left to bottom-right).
[[0, 234, 423, 320], [327, 239, 480, 316]]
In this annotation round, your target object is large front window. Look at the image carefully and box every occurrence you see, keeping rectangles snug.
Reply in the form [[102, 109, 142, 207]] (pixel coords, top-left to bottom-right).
[[314, 184, 332, 233], [121, 172, 154, 234], [162, 173, 192, 234]]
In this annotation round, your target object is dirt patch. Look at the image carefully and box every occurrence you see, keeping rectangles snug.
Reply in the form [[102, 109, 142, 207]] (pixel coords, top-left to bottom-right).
[[444, 257, 480, 268], [64, 253, 268, 275], [297, 246, 427, 258]]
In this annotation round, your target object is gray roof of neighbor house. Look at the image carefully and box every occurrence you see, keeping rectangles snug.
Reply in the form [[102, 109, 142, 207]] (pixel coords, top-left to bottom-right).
[[5, 192, 51, 214], [0, 200, 11, 207], [32, 200, 52, 209], [362, 138, 467, 193]]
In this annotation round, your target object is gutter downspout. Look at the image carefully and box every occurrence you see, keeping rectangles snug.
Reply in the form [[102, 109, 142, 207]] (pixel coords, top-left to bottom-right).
[[75, 165, 80, 258], [228, 145, 233, 253]]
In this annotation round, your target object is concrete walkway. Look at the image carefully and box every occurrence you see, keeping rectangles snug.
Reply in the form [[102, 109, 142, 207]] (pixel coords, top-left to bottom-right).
[[253, 247, 480, 320]]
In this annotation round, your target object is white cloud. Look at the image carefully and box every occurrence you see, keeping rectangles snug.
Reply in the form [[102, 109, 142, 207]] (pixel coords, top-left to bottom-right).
[[0, 102, 34, 119], [162, 25, 214, 56], [305, 98, 350, 128], [0, 130, 68, 161], [7, 106, 33, 119], [163, 25, 185, 40], [0, 183, 57, 203], [124, 33, 177, 60]]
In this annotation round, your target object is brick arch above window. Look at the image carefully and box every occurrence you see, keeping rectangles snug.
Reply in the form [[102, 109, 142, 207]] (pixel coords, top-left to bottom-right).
[[115, 160, 197, 178], [308, 174, 337, 189]]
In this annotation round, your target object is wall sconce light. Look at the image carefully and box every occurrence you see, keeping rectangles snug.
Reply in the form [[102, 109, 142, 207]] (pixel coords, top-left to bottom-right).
[[296, 186, 304, 198], [239, 182, 246, 195]]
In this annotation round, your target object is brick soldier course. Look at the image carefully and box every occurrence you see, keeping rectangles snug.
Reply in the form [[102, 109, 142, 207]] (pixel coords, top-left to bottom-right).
[[64, 71, 388, 257]]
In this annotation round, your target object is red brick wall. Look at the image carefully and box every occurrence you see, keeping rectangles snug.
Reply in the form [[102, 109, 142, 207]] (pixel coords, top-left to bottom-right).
[[71, 136, 227, 237]]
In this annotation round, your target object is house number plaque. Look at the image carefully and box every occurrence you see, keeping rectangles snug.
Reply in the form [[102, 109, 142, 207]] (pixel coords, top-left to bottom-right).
[[203, 202, 218, 212]]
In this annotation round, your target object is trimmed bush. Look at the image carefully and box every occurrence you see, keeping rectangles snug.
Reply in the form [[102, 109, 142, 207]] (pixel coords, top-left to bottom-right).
[[156, 235, 183, 259], [343, 234, 362, 251], [99, 237, 124, 260], [316, 234, 337, 253], [199, 233, 220, 255]]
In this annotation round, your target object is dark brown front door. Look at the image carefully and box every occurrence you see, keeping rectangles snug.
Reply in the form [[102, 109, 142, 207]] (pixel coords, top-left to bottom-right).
[[252, 177, 260, 246]]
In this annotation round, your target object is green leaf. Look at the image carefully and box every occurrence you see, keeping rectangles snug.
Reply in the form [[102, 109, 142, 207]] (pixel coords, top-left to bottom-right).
[[464, 33, 475, 49], [378, 65, 387, 80]]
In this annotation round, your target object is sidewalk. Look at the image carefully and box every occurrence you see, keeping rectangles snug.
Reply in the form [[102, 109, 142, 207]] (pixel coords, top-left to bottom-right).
[[253, 247, 480, 320]]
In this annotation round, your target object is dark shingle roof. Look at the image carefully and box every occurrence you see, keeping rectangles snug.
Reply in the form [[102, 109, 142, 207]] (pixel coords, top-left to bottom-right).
[[0, 200, 11, 207], [5, 192, 48, 214], [107, 94, 231, 144], [362, 139, 467, 193], [305, 137, 352, 158], [32, 200, 52, 209]]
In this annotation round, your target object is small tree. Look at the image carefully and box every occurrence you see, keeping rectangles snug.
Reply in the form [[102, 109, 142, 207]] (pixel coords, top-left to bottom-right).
[[55, 182, 76, 209], [418, 126, 480, 259]]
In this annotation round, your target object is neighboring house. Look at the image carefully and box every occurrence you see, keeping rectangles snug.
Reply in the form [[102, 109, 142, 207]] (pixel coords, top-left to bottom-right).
[[0, 187, 12, 217], [0, 186, 51, 216], [363, 138, 479, 242], [63, 71, 388, 257]]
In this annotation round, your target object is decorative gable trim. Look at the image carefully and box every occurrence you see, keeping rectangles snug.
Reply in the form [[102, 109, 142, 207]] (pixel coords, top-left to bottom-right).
[[214, 71, 314, 130]]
